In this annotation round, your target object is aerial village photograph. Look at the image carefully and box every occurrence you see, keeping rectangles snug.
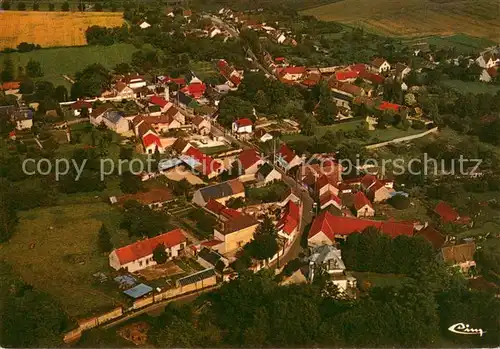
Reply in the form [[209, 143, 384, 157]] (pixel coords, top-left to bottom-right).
[[0, 0, 499, 347]]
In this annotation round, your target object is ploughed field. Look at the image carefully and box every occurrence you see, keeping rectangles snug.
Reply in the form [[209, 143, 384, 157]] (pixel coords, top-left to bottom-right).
[[302, 0, 500, 41]]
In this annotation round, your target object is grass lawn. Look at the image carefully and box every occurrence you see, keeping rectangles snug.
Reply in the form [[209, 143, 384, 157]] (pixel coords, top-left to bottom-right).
[[0, 203, 134, 317], [283, 119, 425, 145], [441, 80, 500, 95], [1, 43, 137, 88], [189, 60, 219, 80], [200, 144, 234, 155], [374, 198, 432, 223], [405, 34, 497, 54]]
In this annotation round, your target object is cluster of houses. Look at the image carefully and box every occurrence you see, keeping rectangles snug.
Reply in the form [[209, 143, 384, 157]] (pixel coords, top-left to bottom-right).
[[218, 8, 297, 46]]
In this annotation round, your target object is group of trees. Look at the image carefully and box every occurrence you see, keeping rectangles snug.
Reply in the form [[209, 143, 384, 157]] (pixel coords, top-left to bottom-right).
[[70, 63, 112, 99], [120, 200, 171, 238], [149, 267, 499, 347], [0, 261, 73, 347], [85, 25, 129, 46], [341, 228, 435, 275]]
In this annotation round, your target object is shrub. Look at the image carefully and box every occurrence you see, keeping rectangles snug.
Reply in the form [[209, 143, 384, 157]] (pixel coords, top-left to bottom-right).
[[412, 120, 426, 129], [388, 194, 411, 210]]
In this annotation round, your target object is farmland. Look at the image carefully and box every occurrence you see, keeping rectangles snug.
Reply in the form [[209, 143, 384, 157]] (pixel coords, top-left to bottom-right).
[[0, 203, 133, 317], [0, 43, 136, 87], [302, 0, 500, 41], [0, 11, 124, 50], [441, 79, 500, 94]]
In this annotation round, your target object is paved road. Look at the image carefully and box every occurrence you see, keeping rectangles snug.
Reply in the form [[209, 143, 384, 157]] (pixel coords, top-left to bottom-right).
[[206, 15, 275, 78]]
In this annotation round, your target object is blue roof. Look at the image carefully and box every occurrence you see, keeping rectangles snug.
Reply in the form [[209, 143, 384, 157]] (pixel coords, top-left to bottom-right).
[[104, 110, 124, 124], [158, 158, 183, 171], [114, 275, 136, 286], [123, 283, 153, 299]]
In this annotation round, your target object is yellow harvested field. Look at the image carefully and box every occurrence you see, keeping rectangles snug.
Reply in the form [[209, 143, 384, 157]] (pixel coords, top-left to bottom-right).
[[302, 0, 500, 40], [0, 11, 124, 49]]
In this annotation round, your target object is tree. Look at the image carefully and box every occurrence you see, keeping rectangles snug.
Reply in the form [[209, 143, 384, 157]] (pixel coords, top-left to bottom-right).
[[170, 179, 192, 197], [388, 194, 410, 209], [1, 0, 11, 10], [244, 216, 279, 261], [114, 62, 132, 75], [121, 200, 170, 238], [61, 1, 69, 11], [98, 224, 112, 252], [316, 81, 338, 125], [48, 3, 54, 10], [226, 197, 245, 209], [16, 2, 26, 10], [153, 243, 168, 264], [0, 198, 17, 242], [19, 79, 35, 94], [404, 92, 417, 106], [71, 64, 111, 99], [94, 2, 103, 11], [32, 2, 39, 10], [53, 85, 68, 102], [0, 262, 72, 347], [218, 96, 254, 127], [119, 146, 133, 160], [26, 59, 43, 78], [1, 57, 14, 82], [120, 171, 143, 194]]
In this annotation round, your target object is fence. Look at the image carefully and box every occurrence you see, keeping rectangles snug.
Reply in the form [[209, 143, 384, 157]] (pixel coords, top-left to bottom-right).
[[62, 270, 217, 344], [365, 127, 439, 149]]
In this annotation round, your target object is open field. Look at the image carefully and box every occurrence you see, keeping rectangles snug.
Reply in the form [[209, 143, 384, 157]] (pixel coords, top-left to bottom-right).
[[0, 203, 133, 317], [302, 0, 500, 41], [405, 34, 497, 54], [0, 43, 136, 87], [0, 11, 124, 50]]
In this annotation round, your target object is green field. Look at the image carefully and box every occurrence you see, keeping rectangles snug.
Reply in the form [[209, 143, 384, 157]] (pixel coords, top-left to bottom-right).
[[283, 119, 424, 145], [441, 79, 500, 94], [0, 203, 134, 317], [189, 60, 219, 80], [405, 34, 497, 54], [0, 43, 136, 88]]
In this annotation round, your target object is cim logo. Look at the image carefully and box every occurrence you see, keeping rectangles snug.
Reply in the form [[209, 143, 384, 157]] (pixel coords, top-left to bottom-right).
[[448, 323, 486, 337]]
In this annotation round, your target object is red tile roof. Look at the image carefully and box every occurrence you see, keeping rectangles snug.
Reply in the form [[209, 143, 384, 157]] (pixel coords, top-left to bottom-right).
[[417, 225, 445, 249], [434, 201, 459, 223], [114, 229, 186, 265], [168, 77, 186, 86], [378, 101, 401, 112], [117, 186, 173, 206], [205, 199, 226, 215], [359, 70, 385, 84], [71, 100, 92, 110], [143, 133, 162, 148], [275, 57, 285, 62], [150, 95, 170, 108], [201, 239, 223, 247], [319, 191, 342, 208], [354, 191, 372, 210], [281, 66, 306, 75], [279, 144, 297, 163], [335, 70, 359, 81], [308, 211, 414, 241], [1, 81, 20, 90], [279, 201, 300, 235], [181, 82, 206, 99], [487, 67, 498, 78], [235, 118, 253, 127], [349, 63, 367, 73], [238, 149, 261, 170], [185, 146, 222, 175]]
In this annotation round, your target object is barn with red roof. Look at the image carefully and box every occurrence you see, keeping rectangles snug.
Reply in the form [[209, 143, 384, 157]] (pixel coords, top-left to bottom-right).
[[109, 229, 187, 272], [308, 211, 414, 246]]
